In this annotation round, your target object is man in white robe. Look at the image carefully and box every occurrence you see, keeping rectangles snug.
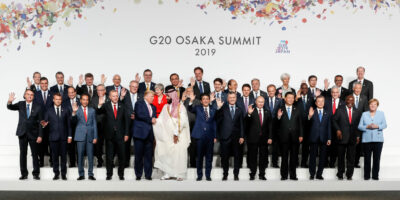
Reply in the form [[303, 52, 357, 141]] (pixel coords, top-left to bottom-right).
[[153, 88, 190, 181]]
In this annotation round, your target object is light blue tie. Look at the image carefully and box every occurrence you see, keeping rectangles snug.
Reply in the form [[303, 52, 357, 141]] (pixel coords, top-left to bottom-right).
[[287, 107, 291, 120], [355, 96, 359, 109], [26, 104, 30, 118], [319, 109, 322, 122], [131, 94, 136, 109], [230, 106, 235, 120]]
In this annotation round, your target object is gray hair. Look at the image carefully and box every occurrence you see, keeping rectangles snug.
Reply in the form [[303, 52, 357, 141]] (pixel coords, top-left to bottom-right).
[[280, 73, 291, 81], [331, 86, 340, 92], [251, 78, 260, 84], [352, 82, 362, 89], [155, 83, 164, 91], [356, 66, 365, 72]]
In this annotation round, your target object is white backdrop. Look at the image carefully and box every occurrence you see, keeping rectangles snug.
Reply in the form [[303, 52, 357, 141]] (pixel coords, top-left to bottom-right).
[[0, 0, 399, 166]]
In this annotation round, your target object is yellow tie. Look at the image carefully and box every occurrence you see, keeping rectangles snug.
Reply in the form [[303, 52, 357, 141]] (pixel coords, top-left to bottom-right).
[[146, 83, 149, 91], [176, 87, 180, 98]]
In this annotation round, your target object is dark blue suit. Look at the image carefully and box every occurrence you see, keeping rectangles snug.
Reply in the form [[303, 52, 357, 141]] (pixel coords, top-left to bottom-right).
[[34, 90, 53, 165], [324, 97, 345, 167], [44, 106, 72, 176], [189, 105, 217, 179], [62, 98, 80, 166], [308, 108, 331, 177], [265, 96, 283, 166], [50, 84, 70, 102], [132, 100, 156, 179]]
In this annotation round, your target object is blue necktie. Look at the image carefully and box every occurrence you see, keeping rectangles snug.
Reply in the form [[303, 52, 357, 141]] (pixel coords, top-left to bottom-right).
[[230, 106, 235, 120], [199, 82, 204, 94], [131, 94, 136, 109], [59, 86, 63, 96], [319, 109, 322, 122], [26, 104, 30, 118], [287, 107, 291, 120], [269, 98, 273, 112], [355, 96, 359, 109], [36, 86, 40, 91], [216, 92, 220, 99]]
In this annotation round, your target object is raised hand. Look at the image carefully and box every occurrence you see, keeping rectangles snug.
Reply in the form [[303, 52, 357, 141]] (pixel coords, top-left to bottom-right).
[[101, 74, 106, 84], [299, 137, 303, 143], [72, 102, 79, 113], [216, 98, 224, 109], [190, 77, 195, 87], [239, 138, 244, 145], [67, 76, 73, 86], [173, 135, 179, 144], [189, 93, 196, 102], [336, 130, 342, 140], [40, 120, 49, 127], [135, 73, 141, 82], [79, 74, 84, 85], [267, 139, 272, 145], [26, 77, 32, 88], [296, 90, 301, 100], [8, 92, 16, 103], [324, 78, 330, 90], [178, 79, 183, 88], [210, 92, 215, 102], [248, 105, 254, 114], [301, 80, 306, 84], [130, 114, 135, 120], [277, 108, 283, 119], [308, 107, 314, 118], [98, 96, 105, 106], [315, 89, 321, 97], [93, 139, 97, 144], [181, 91, 188, 101], [121, 88, 127, 98], [327, 140, 331, 146]]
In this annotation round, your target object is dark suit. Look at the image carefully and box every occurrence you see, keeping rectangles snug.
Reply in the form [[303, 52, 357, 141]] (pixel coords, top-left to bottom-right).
[[132, 100, 157, 179], [44, 106, 72, 176], [322, 87, 350, 101], [189, 81, 211, 100], [7, 101, 43, 177], [265, 97, 283, 166], [216, 104, 244, 177], [97, 102, 130, 178], [236, 95, 254, 168], [352, 94, 369, 167], [189, 105, 217, 179], [249, 90, 268, 100], [29, 84, 41, 93], [122, 92, 143, 167], [332, 107, 361, 178], [138, 82, 155, 96], [34, 90, 53, 165], [50, 84, 69, 102], [184, 98, 201, 168], [90, 96, 109, 166], [106, 85, 125, 99], [62, 98, 80, 167], [76, 84, 97, 100], [324, 97, 345, 167], [165, 85, 185, 100], [348, 79, 373, 101], [275, 105, 303, 179], [295, 95, 314, 167], [246, 107, 272, 178], [308, 109, 331, 177]]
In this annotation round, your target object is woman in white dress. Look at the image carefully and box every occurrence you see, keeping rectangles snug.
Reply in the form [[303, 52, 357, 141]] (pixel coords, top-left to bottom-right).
[[153, 88, 190, 181]]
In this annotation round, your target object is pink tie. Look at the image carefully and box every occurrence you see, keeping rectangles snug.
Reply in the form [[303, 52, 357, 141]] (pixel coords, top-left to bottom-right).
[[147, 103, 152, 117]]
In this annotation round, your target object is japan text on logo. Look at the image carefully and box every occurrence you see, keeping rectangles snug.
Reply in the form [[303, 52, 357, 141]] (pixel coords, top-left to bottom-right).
[[275, 40, 290, 54]]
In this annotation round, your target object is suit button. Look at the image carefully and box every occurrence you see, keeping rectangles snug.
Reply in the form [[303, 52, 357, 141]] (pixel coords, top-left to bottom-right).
[[204, 128, 207, 131]]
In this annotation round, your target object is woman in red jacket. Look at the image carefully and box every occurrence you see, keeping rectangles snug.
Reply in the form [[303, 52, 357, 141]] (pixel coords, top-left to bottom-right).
[[152, 83, 168, 118]]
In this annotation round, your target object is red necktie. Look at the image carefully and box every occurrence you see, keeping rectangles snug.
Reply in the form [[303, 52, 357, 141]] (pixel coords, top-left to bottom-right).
[[348, 107, 352, 124], [113, 104, 117, 119], [332, 99, 336, 115], [259, 109, 263, 135], [84, 107, 87, 122]]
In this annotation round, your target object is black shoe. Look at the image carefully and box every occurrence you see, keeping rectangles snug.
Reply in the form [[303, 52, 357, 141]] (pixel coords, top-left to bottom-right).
[[310, 176, 315, 180], [19, 175, 28, 180], [281, 177, 288, 180], [119, 176, 125, 180], [272, 164, 279, 168], [89, 176, 96, 180], [234, 176, 239, 181], [372, 177, 379, 181], [196, 177, 202, 181], [136, 177, 141, 181], [364, 177, 371, 180], [206, 177, 212, 181], [222, 176, 228, 181], [337, 175, 344, 180], [97, 163, 103, 168], [77, 176, 85, 180], [290, 177, 298, 181], [69, 164, 76, 168], [316, 175, 324, 180], [62, 175, 67, 180], [33, 175, 40, 180], [106, 176, 112, 180], [249, 176, 255, 181], [355, 164, 361, 168], [347, 177, 353, 180], [53, 175, 60, 180], [145, 177, 152, 181], [259, 176, 267, 181]]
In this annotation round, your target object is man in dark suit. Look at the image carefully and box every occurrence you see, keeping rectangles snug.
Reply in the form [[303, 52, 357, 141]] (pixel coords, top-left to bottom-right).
[[41, 93, 72, 180], [49, 71, 70, 102], [246, 96, 272, 180], [295, 83, 314, 168], [132, 90, 157, 180], [121, 80, 143, 168], [182, 86, 201, 168], [138, 69, 156, 95], [236, 84, 253, 168], [265, 84, 283, 168], [223, 79, 242, 99], [7, 89, 43, 180], [188, 93, 217, 181], [210, 78, 226, 110], [307, 75, 321, 100], [348, 66, 373, 101], [165, 73, 185, 100], [97, 90, 130, 180], [332, 95, 362, 180], [249, 78, 267, 100], [322, 75, 350, 101], [276, 92, 304, 180], [90, 84, 108, 168], [216, 92, 245, 181], [34, 77, 53, 167], [351, 82, 369, 168], [62, 87, 80, 168], [26, 72, 41, 92], [307, 96, 331, 180], [188, 67, 211, 100], [106, 74, 124, 99], [76, 73, 103, 100], [324, 86, 345, 168]]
